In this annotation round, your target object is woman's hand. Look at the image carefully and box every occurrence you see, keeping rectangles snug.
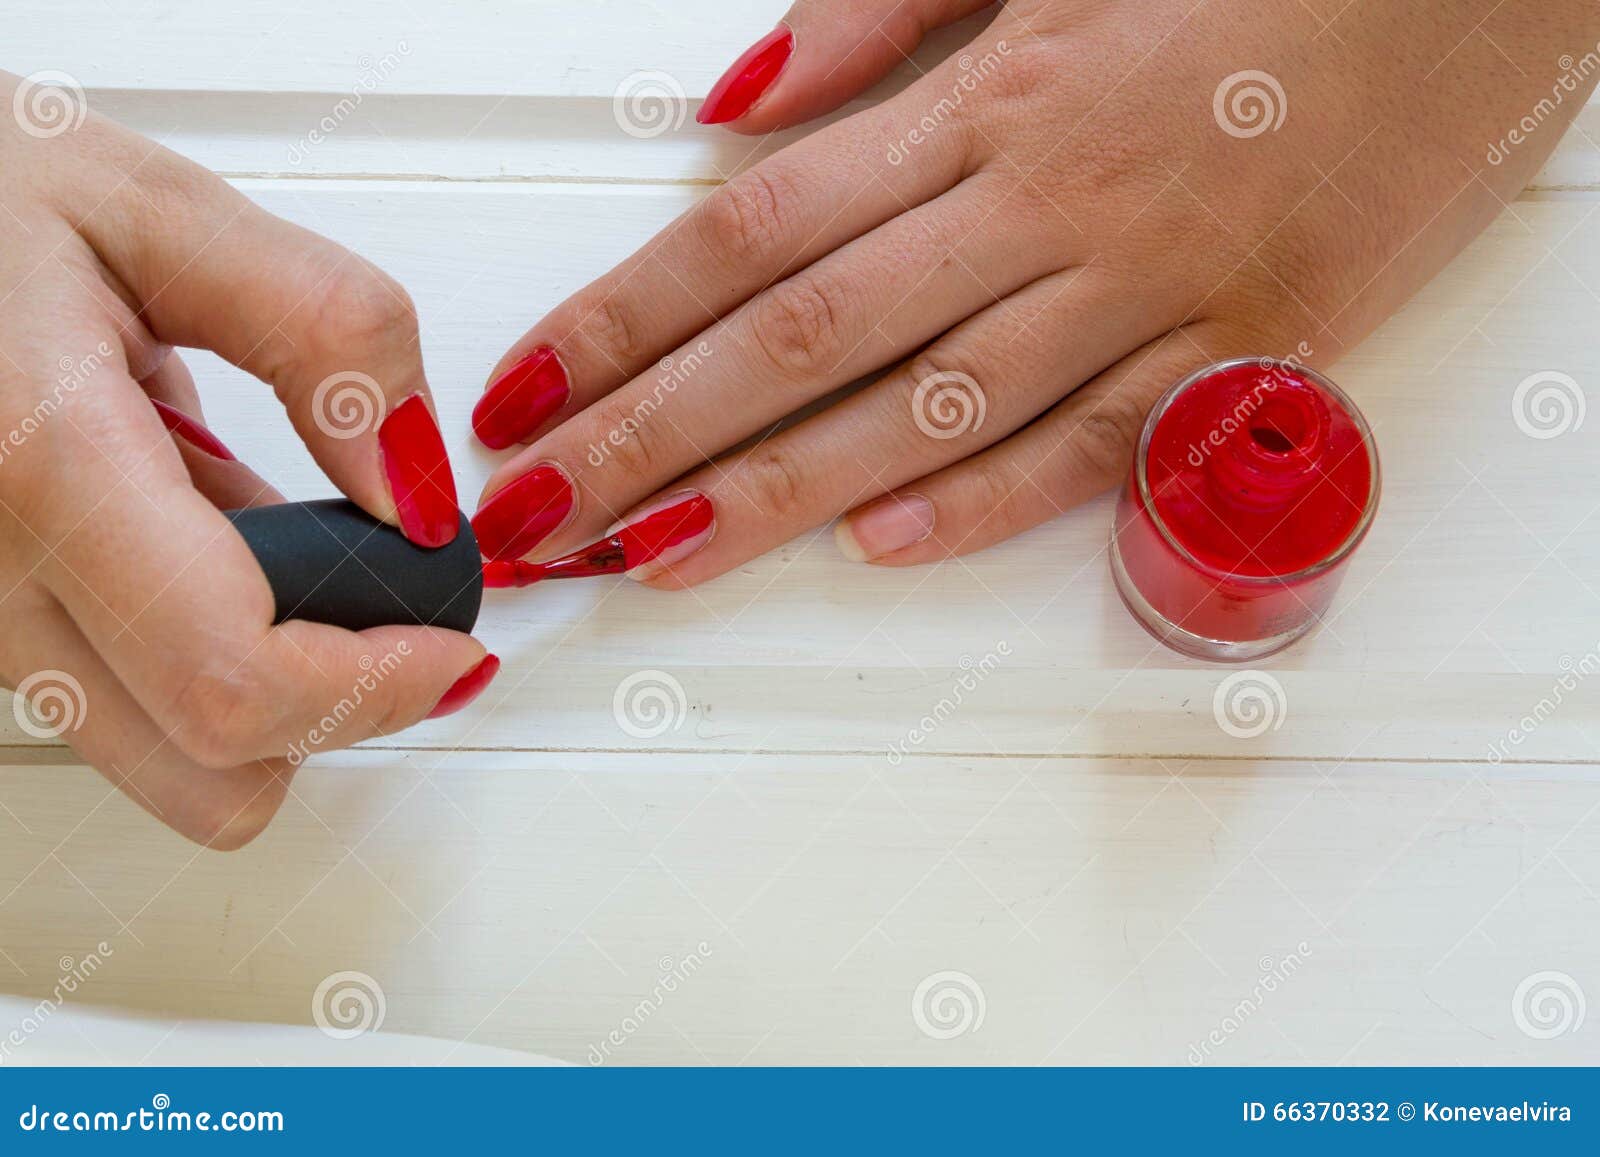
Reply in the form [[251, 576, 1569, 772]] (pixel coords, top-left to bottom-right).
[[0, 72, 490, 848], [472, 0, 1599, 583]]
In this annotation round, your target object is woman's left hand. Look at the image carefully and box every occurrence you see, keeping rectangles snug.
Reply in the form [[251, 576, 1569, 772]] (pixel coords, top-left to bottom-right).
[[469, 0, 1600, 585]]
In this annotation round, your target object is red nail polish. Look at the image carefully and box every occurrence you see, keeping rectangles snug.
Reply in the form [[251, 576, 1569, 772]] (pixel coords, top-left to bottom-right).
[[379, 395, 460, 549], [427, 654, 500, 719], [471, 464, 576, 560], [697, 26, 794, 125], [473, 347, 570, 451], [483, 493, 713, 588], [1110, 359, 1380, 661], [151, 398, 236, 461]]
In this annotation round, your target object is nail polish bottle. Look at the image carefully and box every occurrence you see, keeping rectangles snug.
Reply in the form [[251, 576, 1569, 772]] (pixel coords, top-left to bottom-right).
[[1109, 357, 1380, 662]]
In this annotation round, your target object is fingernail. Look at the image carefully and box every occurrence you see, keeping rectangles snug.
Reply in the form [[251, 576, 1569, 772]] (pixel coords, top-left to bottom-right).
[[697, 25, 795, 125], [379, 394, 460, 548], [835, 494, 935, 562], [471, 463, 577, 560], [615, 491, 716, 579], [427, 654, 500, 719], [151, 398, 236, 461], [473, 347, 571, 450]]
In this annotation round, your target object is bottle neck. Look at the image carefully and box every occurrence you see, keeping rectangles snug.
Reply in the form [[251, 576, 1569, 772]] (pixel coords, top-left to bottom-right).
[[1204, 378, 1330, 513]]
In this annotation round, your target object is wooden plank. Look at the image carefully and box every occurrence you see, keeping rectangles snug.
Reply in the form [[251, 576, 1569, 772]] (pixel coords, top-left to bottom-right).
[[2, 753, 1597, 1064], [4, 182, 1599, 759], [3, 1, 942, 97]]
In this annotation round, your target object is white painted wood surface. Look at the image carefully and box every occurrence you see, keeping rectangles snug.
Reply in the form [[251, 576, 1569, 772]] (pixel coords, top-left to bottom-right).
[[3, 1, 1600, 1065]]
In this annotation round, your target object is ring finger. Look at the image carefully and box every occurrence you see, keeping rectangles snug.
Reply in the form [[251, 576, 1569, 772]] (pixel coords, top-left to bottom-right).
[[614, 268, 1190, 587]]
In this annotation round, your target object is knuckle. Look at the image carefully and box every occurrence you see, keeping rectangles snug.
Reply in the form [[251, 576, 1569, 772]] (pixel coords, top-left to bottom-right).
[[586, 392, 671, 479], [696, 166, 796, 267], [166, 660, 284, 770], [126, 146, 228, 216], [966, 456, 1020, 520], [749, 274, 848, 376], [740, 445, 808, 519], [902, 348, 992, 441], [298, 259, 419, 357], [194, 776, 289, 851], [1068, 392, 1146, 481], [568, 289, 647, 370]]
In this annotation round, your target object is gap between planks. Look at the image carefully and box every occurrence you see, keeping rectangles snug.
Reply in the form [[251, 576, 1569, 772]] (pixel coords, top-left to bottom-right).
[[1, 745, 1595, 769]]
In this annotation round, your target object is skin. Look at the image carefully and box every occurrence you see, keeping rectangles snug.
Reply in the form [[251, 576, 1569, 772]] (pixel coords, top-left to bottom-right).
[[4, 2, 1598, 846], [0, 72, 484, 848], [479, 0, 1600, 584]]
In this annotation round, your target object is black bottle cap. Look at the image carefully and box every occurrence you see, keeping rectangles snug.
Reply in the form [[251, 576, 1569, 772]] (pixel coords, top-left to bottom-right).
[[225, 499, 483, 634]]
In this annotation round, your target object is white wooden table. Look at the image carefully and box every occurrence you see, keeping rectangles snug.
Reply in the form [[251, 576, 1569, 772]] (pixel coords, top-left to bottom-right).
[[3, 2, 1599, 1066]]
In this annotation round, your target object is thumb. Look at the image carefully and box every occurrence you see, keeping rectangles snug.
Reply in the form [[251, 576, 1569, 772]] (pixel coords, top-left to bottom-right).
[[698, 0, 997, 133]]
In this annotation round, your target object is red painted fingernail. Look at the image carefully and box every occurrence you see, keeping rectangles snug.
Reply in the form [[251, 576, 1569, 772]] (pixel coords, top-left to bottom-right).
[[151, 398, 236, 461], [379, 394, 460, 548], [697, 26, 794, 125], [473, 347, 571, 450], [617, 492, 715, 573], [427, 654, 500, 719], [471, 463, 576, 560]]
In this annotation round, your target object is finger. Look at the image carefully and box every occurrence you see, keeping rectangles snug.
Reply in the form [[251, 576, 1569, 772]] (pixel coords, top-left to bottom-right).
[[68, 136, 457, 546], [51, 246, 170, 381], [838, 330, 1220, 565], [618, 269, 1187, 587], [4, 332, 493, 768], [698, 1, 998, 132], [474, 178, 1067, 562], [0, 589, 291, 849], [476, 96, 977, 450], [142, 352, 284, 510]]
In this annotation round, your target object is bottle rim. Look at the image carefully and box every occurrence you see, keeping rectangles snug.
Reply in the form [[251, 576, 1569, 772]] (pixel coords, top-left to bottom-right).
[[1131, 357, 1382, 587]]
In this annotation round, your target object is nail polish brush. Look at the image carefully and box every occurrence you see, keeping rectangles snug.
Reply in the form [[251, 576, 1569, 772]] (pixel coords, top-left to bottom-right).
[[481, 494, 713, 589]]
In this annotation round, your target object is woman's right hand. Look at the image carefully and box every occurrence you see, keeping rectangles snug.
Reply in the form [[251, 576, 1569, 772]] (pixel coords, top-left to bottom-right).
[[0, 71, 493, 848]]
